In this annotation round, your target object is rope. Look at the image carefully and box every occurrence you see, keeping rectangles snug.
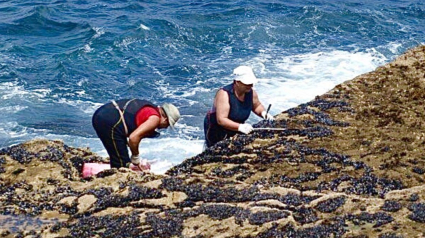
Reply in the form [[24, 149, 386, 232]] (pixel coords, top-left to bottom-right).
[[111, 99, 134, 136]]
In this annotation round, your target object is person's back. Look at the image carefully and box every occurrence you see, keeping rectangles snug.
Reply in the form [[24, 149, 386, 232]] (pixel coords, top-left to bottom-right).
[[92, 99, 180, 169]]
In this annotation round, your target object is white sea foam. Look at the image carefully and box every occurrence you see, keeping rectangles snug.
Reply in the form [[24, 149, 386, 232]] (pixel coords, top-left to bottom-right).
[[138, 137, 204, 174], [116, 37, 139, 48], [173, 122, 203, 140], [0, 105, 28, 114], [248, 48, 387, 120], [92, 27, 105, 38], [0, 81, 50, 100], [139, 24, 150, 30], [77, 78, 89, 87], [56, 98, 102, 114], [386, 42, 403, 55], [83, 44, 93, 53], [176, 86, 210, 98], [0, 122, 50, 148]]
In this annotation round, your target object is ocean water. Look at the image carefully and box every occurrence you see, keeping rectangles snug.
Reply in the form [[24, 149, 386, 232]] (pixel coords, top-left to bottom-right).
[[0, 0, 424, 174]]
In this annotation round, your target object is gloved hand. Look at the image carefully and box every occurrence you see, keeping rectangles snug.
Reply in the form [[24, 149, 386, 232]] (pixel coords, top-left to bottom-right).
[[238, 123, 253, 134], [131, 154, 140, 165], [261, 110, 274, 121], [130, 155, 151, 171]]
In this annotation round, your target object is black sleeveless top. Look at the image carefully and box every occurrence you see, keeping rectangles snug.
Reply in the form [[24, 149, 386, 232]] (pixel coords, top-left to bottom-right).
[[113, 99, 157, 134], [204, 83, 253, 147]]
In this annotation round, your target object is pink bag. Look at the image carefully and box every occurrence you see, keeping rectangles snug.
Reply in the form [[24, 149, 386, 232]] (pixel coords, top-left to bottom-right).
[[82, 163, 111, 178]]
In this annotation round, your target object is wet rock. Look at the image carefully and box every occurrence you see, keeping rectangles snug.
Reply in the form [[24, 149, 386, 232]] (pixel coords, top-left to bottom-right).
[[408, 203, 425, 223], [247, 210, 289, 225], [346, 212, 394, 228], [292, 207, 318, 224], [315, 196, 346, 213], [381, 200, 402, 212], [378, 233, 404, 238]]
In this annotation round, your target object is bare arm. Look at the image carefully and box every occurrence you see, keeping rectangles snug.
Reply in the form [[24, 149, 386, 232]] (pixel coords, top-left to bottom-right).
[[215, 89, 241, 131], [128, 116, 160, 156], [252, 90, 265, 117]]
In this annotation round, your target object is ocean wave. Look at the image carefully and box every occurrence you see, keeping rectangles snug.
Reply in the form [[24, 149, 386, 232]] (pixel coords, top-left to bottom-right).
[[3, 6, 87, 38]]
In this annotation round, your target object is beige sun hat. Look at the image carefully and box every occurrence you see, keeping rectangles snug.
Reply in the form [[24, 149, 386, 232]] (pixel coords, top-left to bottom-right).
[[232, 66, 258, 85], [162, 103, 180, 128]]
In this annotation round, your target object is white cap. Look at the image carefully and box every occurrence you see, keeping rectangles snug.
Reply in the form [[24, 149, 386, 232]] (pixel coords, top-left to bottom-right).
[[232, 66, 258, 85], [161, 103, 180, 128]]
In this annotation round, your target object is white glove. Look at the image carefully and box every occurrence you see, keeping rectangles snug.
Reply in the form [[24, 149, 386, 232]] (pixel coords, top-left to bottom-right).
[[261, 110, 274, 121], [238, 123, 253, 134], [131, 154, 140, 165]]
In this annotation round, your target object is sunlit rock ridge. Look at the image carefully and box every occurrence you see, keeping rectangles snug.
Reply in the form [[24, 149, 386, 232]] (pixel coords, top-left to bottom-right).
[[1, 45, 425, 238]]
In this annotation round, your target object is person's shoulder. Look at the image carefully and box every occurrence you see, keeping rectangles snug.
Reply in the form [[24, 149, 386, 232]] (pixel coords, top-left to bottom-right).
[[215, 89, 230, 104], [217, 88, 229, 97]]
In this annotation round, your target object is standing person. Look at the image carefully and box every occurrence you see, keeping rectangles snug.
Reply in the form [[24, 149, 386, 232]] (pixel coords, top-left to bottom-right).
[[204, 66, 274, 148], [92, 99, 180, 170]]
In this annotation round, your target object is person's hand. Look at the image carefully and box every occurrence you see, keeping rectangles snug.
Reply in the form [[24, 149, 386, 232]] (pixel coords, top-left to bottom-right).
[[131, 154, 140, 165], [261, 111, 274, 121], [130, 158, 151, 171], [238, 123, 253, 134]]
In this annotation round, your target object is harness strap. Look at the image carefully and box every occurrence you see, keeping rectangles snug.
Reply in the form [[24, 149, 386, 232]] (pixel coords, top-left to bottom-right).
[[111, 99, 135, 136]]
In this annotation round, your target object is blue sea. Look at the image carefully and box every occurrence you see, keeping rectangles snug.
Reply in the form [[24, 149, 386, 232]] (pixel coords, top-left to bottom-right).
[[0, 0, 424, 174]]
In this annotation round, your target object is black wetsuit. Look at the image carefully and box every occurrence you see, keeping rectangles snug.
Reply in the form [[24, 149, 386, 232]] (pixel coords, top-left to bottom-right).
[[204, 83, 253, 148], [92, 99, 156, 168]]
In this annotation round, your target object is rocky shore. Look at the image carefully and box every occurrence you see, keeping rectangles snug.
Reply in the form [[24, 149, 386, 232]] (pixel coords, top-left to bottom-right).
[[1, 45, 425, 238]]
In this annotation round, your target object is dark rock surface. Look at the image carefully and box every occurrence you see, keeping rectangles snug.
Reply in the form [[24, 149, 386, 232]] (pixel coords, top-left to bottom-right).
[[1, 45, 425, 237]]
